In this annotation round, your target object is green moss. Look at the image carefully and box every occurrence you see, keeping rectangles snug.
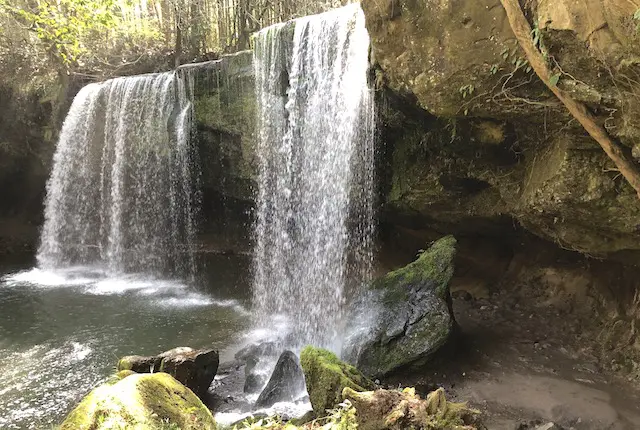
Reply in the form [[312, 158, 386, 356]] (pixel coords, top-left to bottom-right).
[[300, 346, 375, 415], [60, 373, 216, 430], [194, 92, 255, 137], [374, 235, 456, 302]]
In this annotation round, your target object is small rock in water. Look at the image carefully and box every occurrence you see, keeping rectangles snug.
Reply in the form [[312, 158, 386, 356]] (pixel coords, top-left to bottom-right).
[[159, 347, 219, 398], [117, 355, 160, 373], [255, 350, 306, 408], [235, 341, 280, 393], [235, 341, 279, 363], [117, 347, 219, 399]]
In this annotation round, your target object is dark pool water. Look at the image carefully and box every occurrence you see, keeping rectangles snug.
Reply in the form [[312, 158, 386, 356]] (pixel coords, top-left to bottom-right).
[[0, 258, 251, 429]]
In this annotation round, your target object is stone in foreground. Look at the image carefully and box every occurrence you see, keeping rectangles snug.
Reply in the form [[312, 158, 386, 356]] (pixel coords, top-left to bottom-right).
[[343, 386, 480, 430], [118, 346, 219, 398], [342, 236, 457, 377], [60, 371, 216, 429], [255, 350, 306, 408], [300, 346, 375, 415]]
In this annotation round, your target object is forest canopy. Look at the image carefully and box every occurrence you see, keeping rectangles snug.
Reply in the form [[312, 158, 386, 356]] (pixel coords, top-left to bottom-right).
[[0, 0, 343, 84]]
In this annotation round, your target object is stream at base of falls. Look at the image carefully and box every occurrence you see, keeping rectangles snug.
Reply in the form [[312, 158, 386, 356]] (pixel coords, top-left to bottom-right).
[[0, 255, 251, 430]]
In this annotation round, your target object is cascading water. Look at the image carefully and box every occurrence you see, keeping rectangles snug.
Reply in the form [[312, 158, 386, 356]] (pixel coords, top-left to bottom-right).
[[253, 4, 375, 350], [37, 71, 198, 278]]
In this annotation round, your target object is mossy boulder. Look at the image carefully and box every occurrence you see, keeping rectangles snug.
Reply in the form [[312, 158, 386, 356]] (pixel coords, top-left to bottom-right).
[[60, 372, 217, 429], [300, 346, 375, 415], [342, 236, 457, 377], [342, 386, 480, 430]]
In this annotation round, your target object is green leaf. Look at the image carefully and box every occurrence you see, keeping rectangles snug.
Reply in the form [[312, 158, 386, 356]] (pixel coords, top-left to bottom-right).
[[549, 73, 561, 87]]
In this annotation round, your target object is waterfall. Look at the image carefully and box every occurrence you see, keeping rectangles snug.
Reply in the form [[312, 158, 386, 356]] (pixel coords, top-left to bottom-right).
[[37, 72, 198, 278], [253, 4, 375, 349]]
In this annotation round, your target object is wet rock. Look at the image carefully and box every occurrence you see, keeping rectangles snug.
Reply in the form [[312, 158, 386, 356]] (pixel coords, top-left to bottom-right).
[[300, 346, 375, 415], [255, 350, 306, 408], [235, 341, 279, 393], [117, 346, 219, 399], [158, 347, 219, 398], [117, 355, 160, 373], [235, 341, 279, 363], [60, 372, 216, 430], [342, 236, 457, 377]]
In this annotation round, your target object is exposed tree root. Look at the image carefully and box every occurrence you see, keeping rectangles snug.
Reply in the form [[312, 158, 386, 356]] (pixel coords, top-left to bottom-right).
[[499, 0, 640, 199]]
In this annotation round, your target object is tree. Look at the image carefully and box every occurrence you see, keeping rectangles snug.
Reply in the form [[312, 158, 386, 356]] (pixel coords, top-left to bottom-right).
[[0, 0, 116, 73]]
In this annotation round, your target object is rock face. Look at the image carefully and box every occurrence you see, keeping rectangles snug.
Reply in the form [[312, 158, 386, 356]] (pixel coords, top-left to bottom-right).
[[60, 371, 217, 430], [342, 236, 456, 377], [189, 51, 257, 252], [191, 50, 258, 204], [189, 18, 640, 261], [255, 350, 306, 408], [362, 0, 640, 258], [300, 346, 375, 415], [117, 347, 219, 398]]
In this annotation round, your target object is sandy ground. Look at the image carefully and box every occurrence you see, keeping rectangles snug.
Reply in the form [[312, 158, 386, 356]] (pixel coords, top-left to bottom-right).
[[386, 289, 640, 429]]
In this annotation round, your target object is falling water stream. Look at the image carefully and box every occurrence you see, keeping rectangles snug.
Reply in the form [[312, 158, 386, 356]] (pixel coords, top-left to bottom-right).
[[38, 71, 198, 277], [253, 4, 375, 350]]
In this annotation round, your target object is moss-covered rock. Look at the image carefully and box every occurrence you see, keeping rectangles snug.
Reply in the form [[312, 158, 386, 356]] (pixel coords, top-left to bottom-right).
[[300, 346, 375, 415], [342, 386, 480, 430], [342, 236, 457, 377], [60, 372, 217, 429]]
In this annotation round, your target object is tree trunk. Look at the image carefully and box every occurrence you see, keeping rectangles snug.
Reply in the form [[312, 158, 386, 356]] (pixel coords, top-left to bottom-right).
[[499, 0, 640, 199], [174, 5, 182, 68]]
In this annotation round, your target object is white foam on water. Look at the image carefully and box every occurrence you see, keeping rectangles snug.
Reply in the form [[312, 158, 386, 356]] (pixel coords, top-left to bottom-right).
[[215, 399, 312, 428], [1, 267, 102, 288], [0, 341, 98, 429], [1, 266, 247, 312]]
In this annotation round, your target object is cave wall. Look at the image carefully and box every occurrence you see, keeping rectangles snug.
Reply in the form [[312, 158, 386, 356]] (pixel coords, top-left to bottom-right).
[[0, 78, 75, 262], [364, 0, 640, 259]]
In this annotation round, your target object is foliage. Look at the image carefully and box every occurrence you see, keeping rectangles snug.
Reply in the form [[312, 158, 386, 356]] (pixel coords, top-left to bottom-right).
[[0, 0, 116, 68], [635, 9, 640, 33]]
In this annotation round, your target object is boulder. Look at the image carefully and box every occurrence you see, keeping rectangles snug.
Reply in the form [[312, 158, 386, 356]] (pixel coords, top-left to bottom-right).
[[118, 347, 219, 398], [342, 386, 480, 430], [300, 346, 375, 415], [255, 350, 306, 408], [60, 372, 216, 430], [342, 236, 457, 377]]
